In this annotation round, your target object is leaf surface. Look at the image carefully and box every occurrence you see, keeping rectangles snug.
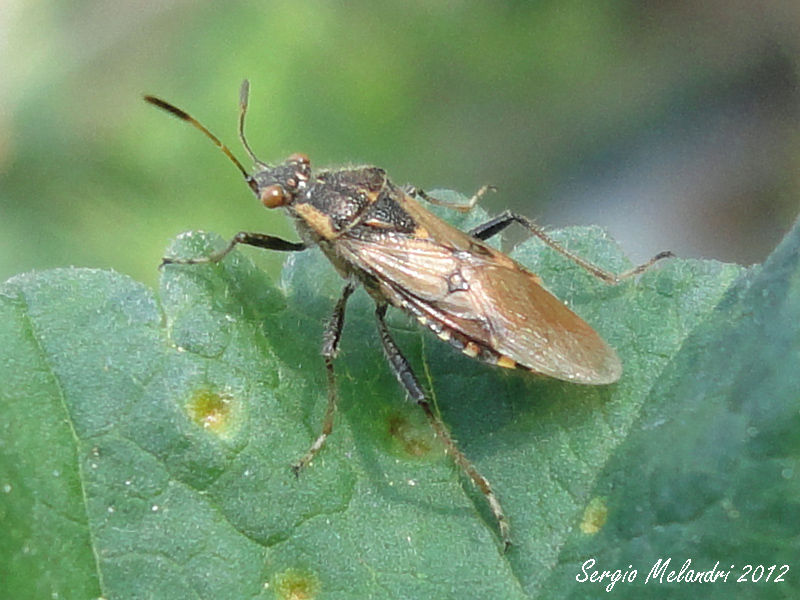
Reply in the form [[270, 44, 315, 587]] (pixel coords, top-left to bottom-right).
[[2, 197, 794, 599]]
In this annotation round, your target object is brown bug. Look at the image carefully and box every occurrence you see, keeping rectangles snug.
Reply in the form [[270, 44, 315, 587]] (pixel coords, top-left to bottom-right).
[[145, 81, 671, 551]]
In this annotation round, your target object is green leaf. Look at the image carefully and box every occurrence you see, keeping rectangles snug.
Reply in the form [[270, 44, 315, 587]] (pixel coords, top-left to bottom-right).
[[1, 195, 796, 599]]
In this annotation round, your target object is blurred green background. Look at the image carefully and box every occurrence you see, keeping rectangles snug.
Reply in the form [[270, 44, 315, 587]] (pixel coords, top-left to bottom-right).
[[2, 0, 799, 290]]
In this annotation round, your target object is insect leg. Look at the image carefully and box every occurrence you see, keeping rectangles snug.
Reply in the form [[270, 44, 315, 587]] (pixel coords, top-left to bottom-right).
[[375, 304, 511, 551], [408, 185, 496, 213], [292, 282, 357, 475], [469, 211, 674, 284], [161, 232, 306, 267]]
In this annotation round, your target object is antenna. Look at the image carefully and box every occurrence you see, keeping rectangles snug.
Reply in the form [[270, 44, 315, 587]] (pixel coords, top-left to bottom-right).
[[238, 79, 266, 166], [144, 91, 258, 194]]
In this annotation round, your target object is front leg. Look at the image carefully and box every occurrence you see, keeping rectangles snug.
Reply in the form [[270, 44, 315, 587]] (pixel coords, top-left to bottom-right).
[[161, 231, 306, 267]]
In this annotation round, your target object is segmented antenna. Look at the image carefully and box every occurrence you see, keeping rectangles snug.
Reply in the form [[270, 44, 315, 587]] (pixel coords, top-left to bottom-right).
[[144, 90, 258, 195], [238, 79, 266, 166]]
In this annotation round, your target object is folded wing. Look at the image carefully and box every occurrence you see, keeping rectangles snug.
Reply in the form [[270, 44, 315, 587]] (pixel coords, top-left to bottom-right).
[[338, 196, 622, 384]]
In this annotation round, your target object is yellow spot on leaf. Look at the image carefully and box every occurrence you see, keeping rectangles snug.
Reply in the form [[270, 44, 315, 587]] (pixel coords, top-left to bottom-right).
[[388, 413, 434, 458], [580, 496, 608, 534], [273, 569, 319, 600], [186, 387, 238, 438]]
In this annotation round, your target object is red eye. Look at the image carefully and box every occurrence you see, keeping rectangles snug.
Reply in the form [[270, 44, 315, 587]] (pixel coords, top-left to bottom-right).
[[260, 184, 286, 208]]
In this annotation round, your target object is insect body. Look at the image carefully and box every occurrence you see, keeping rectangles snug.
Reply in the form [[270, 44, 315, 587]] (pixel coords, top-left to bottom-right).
[[145, 81, 671, 552]]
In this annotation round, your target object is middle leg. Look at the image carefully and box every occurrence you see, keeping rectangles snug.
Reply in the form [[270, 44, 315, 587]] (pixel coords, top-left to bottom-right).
[[292, 281, 357, 474], [375, 304, 511, 551]]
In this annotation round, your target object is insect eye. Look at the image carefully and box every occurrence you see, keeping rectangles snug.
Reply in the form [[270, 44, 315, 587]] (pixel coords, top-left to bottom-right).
[[260, 184, 287, 208]]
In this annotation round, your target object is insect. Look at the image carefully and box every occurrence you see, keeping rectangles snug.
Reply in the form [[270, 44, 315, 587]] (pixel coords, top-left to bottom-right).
[[145, 81, 671, 551]]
